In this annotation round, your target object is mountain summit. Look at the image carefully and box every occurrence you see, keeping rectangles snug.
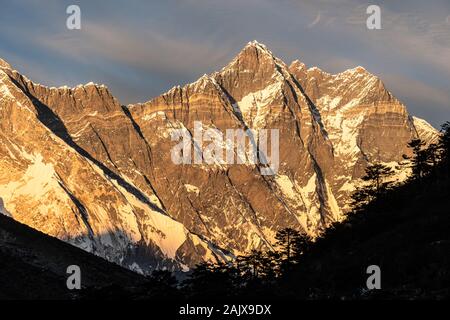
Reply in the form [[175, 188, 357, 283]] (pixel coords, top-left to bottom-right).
[[0, 42, 438, 273]]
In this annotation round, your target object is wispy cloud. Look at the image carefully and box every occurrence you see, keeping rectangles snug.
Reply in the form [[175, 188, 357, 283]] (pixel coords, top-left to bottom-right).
[[0, 0, 448, 125], [34, 22, 234, 79], [343, 4, 450, 74], [383, 74, 450, 127], [384, 74, 450, 108], [308, 12, 321, 28]]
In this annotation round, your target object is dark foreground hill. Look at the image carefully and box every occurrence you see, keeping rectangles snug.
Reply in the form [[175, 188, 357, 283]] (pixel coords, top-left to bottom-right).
[[280, 175, 450, 299], [0, 214, 144, 300]]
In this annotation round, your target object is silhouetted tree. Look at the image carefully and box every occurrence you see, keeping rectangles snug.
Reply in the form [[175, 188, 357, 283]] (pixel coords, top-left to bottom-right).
[[422, 143, 441, 179], [275, 228, 297, 266], [404, 139, 430, 179], [274, 228, 309, 272], [237, 249, 267, 279], [264, 250, 282, 278], [439, 121, 450, 178], [352, 162, 395, 207], [143, 269, 180, 299], [292, 233, 311, 260], [182, 262, 239, 299], [149, 269, 178, 287]]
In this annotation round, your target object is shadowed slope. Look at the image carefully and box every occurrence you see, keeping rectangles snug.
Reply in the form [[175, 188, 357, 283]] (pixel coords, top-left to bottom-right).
[[0, 213, 144, 300]]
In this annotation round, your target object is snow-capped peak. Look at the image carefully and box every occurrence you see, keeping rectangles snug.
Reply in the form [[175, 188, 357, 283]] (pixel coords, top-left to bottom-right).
[[290, 59, 306, 70], [412, 116, 436, 131], [338, 66, 372, 77], [188, 73, 214, 90], [412, 116, 439, 144], [306, 66, 331, 78], [307, 66, 323, 72], [346, 66, 368, 74], [73, 82, 107, 89], [247, 39, 267, 48], [78, 81, 104, 87], [244, 40, 276, 57]]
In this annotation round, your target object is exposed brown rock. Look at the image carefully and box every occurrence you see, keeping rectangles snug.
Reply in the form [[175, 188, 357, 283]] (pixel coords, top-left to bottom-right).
[[0, 41, 438, 273]]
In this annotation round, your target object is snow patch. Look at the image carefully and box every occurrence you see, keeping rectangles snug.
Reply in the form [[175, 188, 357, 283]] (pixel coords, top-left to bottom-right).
[[275, 175, 299, 201], [322, 98, 365, 159], [324, 180, 342, 221], [184, 184, 200, 195], [142, 111, 167, 122], [412, 116, 439, 144], [234, 81, 282, 128], [317, 95, 342, 110], [0, 153, 63, 200], [129, 262, 144, 274]]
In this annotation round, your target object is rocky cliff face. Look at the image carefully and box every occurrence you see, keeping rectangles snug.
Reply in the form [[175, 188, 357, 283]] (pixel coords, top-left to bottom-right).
[[289, 61, 421, 210], [0, 65, 228, 274], [0, 41, 438, 273]]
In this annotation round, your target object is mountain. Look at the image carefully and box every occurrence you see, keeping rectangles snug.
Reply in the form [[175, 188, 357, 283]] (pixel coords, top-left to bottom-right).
[[0, 42, 438, 274], [0, 60, 228, 274]]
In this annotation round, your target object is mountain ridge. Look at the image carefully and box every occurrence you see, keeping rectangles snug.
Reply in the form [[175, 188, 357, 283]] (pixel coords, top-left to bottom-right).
[[0, 41, 439, 274]]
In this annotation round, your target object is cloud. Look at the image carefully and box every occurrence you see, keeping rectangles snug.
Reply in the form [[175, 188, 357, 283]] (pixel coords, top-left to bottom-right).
[[334, 4, 450, 78], [308, 12, 321, 28], [30, 22, 237, 85], [382, 73, 450, 127], [384, 74, 450, 108], [324, 17, 336, 27], [325, 58, 361, 73], [1, 0, 448, 124]]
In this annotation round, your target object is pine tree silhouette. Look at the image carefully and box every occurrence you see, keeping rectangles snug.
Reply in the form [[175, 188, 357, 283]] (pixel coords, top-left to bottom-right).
[[404, 139, 430, 179], [182, 262, 239, 299], [274, 228, 310, 272], [274, 228, 297, 266], [439, 121, 450, 179], [237, 249, 266, 279], [351, 162, 395, 208]]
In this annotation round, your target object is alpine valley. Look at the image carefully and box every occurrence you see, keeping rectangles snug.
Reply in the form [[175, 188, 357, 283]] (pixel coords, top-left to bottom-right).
[[0, 41, 438, 274]]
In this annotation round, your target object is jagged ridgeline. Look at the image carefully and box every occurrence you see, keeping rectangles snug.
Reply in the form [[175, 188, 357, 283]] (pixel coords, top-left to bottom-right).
[[0, 41, 438, 274]]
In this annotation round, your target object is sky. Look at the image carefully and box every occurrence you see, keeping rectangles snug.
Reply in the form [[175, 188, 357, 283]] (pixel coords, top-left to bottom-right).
[[0, 0, 449, 128]]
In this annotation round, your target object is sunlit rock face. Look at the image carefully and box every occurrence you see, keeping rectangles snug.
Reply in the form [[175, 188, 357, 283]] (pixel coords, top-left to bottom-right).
[[0, 41, 438, 273], [0, 66, 228, 274]]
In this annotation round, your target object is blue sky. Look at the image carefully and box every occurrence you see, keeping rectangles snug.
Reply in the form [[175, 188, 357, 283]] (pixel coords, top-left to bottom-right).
[[0, 0, 449, 127]]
